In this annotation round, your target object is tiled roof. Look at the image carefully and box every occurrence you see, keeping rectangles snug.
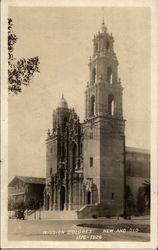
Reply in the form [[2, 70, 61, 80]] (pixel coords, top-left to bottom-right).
[[8, 176, 46, 187]]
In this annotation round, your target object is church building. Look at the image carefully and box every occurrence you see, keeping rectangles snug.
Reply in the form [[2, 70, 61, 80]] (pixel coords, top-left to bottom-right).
[[44, 21, 150, 218]]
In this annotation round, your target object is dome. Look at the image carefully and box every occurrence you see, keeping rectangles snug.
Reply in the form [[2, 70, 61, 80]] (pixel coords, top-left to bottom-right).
[[58, 94, 68, 109]]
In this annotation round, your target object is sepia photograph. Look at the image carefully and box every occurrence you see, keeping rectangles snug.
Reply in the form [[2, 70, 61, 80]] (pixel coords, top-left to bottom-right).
[[1, 0, 157, 249]]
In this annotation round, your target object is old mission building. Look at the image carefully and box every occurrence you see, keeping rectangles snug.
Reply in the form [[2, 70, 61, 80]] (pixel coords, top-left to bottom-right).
[[43, 21, 150, 217]]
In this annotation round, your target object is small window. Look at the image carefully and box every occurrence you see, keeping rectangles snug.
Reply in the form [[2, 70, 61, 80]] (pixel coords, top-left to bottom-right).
[[50, 168, 52, 175], [90, 132, 93, 139], [90, 157, 93, 167], [112, 193, 114, 200]]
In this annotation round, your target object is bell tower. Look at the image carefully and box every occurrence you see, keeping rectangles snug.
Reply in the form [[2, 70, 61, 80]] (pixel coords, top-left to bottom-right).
[[83, 20, 125, 216], [85, 19, 123, 119]]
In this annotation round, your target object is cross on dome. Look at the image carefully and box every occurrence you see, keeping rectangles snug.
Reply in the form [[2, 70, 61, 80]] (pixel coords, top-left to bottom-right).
[[100, 18, 107, 33]]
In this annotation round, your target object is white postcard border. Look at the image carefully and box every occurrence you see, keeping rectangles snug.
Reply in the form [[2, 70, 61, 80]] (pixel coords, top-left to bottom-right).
[[1, 0, 157, 248]]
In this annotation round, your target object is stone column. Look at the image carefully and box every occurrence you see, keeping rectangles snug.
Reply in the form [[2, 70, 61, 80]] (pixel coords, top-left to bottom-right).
[[57, 187, 60, 210], [97, 84, 100, 114], [82, 184, 85, 206], [79, 177, 83, 209], [68, 181, 72, 210], [76, 144, 78, 170], [95, 85, 97, 114], [49, 190, 52, 210], [85, 91, 87, 120], [88, 91, 91, 117], [91, 189, 93, 205], [53, 185, 56, 210], [64, 185, 68, 210], [43, 190, 46, 210]]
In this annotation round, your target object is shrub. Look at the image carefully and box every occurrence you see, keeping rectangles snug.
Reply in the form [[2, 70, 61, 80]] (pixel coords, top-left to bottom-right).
[[137, 187, 146, 215]]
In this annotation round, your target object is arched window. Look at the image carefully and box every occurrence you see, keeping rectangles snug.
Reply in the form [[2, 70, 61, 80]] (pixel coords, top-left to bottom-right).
[[60, 186, 65, 210], [92, 68, 96, 84], [90, 95, 95, 116], [107, 66, 113, 84], [106, 41, 110, 52], [87, 191, 91, 204], [46, 195, 50, 210], [108, 94, 114, 116]]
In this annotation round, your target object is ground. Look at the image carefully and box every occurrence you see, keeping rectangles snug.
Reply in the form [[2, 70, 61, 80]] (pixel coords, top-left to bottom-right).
[[8, 217, 150, 241]]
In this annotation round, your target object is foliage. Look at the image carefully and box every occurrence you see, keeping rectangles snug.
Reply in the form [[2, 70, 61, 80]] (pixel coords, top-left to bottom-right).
[[8, 18, 40, 94], [8, 196, 16, 210], [137, 187, 146, 215], [25, 198, 42, 210], [8, 199, 26, 210], [125, 185, 137, 217], [8, 197, 42, 211], [14, 200, 26, 210], [142, 179, 150, 209]]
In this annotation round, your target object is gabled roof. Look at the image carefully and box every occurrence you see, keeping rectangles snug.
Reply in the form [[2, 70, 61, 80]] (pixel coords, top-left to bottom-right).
[[8, 176, 46, 187]]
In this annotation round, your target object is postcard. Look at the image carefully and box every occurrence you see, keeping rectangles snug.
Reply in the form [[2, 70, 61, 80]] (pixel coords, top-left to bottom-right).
[[1, 0, 157, 249]]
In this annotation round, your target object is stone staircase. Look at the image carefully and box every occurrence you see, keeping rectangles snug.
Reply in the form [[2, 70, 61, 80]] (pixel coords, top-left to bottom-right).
[[27, 210, 78, 220]]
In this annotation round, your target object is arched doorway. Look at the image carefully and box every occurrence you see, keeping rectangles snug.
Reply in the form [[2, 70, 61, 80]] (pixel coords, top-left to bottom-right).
[[93, 185, 98, 204], [60, 186, 65, 210], [87, 191, 91, 205], [46, 195, 50, 210]]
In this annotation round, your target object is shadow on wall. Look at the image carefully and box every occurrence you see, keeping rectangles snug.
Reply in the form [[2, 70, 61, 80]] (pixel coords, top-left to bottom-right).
[[77, 202, 123, 219]]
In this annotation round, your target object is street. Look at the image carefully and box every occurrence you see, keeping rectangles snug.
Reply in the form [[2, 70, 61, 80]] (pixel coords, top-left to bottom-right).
[[8, 218, 150, 241]]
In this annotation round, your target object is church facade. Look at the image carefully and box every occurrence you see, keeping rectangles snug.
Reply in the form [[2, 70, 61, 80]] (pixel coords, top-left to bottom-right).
[[44, 21, 150, 217]]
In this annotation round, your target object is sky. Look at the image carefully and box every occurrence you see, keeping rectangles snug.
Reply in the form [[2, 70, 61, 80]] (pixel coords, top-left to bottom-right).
[[8, 7, 150, 181]]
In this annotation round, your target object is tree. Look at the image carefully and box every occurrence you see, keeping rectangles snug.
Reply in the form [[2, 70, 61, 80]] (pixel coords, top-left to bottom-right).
[[137, 187, 146, 215], [8, 18, 40, 94], [8, 196, 15, 210], [14, 200, 26, 210], [25, 198, 41, 210], [142, 179, 150, 209], [8, 199, 26, 210], [125, 185, 137, 218]]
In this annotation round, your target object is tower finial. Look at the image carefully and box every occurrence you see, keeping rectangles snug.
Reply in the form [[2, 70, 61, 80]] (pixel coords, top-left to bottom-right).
[[101, 7, 105, 23], [102, 17, 104, 25], [62, 93, 64, 99], [101, 17, 107, 33]]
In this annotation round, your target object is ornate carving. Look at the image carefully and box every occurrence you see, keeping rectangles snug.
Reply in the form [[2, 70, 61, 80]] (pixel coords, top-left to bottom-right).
[[84, 178, 93, 191]]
